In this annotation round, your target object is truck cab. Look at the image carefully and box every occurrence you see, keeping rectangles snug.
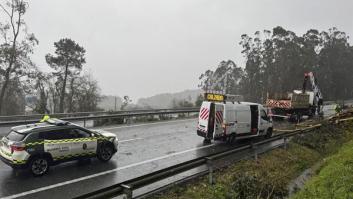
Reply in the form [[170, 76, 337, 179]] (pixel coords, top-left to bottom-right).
[[197, 93, 273, 143]]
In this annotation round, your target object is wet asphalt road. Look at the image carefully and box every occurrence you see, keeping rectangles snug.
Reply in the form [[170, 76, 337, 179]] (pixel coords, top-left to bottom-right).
[[0, 118, 243, 199], [0, 105, 337, 199]]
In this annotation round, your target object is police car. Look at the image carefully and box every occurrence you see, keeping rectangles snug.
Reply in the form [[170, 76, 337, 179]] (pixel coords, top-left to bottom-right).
[[0, 118, 118, 176]]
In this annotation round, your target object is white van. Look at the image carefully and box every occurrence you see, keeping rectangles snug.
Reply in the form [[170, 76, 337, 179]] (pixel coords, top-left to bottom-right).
[[197, 100, 273, 143]]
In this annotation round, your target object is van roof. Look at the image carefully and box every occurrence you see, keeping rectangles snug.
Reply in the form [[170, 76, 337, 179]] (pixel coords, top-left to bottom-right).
[[212, 101, 262, 106]]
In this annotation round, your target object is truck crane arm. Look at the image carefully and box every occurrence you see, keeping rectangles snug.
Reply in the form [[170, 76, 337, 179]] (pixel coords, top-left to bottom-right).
[[303, 72, 324, 114]]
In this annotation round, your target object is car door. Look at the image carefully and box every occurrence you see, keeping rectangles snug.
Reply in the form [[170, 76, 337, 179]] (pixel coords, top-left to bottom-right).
[[260, 109, 270, 135], [70, 128, 97, 156], [42, 129, 73, 160]]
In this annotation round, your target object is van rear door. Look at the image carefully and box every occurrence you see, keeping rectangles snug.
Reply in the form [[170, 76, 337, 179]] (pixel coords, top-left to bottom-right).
[[214, 104, 224, 138], [197, 102, 211, 136]]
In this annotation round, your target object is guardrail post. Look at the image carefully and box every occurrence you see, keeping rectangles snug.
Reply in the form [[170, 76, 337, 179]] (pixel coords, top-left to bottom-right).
[[251, 141, 258, 161], [283, 136, 288, 150], [205, 157, 214, 185], [83, 119, 86, 127], [121, 184, 133, 199]]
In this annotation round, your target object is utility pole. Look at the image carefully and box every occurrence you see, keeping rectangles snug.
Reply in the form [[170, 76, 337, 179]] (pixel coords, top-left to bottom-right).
[[114, 96, 117, 111]]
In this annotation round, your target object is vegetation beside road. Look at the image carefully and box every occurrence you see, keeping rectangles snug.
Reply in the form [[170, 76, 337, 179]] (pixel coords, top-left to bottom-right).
[[153, 121, 353, 199], [291, 138, 353, 198]]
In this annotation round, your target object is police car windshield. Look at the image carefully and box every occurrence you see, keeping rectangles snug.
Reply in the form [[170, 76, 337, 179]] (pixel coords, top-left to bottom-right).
[[6, 130, 26, 141]]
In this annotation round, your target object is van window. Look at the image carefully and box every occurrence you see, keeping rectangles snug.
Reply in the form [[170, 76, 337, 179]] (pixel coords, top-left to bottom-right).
[[261, 110, 268, 121]]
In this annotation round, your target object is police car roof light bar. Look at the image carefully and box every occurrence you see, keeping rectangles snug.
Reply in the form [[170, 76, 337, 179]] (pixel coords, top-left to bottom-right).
[[46, 118, 69, 126]]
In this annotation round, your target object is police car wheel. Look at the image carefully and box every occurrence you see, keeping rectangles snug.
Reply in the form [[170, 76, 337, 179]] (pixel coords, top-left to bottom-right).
[[97, 145, 114, 162], [30, 157, 49, 176]]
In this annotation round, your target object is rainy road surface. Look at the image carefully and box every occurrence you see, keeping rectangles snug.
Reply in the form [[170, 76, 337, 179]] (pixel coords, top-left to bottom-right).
[[0, 118, 251, 199], [0, 105, 337, 199]]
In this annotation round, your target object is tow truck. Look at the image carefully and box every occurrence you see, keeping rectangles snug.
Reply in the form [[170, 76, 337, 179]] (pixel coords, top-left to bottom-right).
[[266, 72, 323, 121]]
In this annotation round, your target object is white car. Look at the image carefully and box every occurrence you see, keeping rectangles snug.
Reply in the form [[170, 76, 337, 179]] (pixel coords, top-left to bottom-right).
[[0, 118, 118, 176]]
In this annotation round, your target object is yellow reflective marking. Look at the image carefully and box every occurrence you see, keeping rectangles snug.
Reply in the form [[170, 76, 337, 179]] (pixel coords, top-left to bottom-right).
[[53, 151, 96, 161], [206, 93, 225, 101], [25, 137, 100, 147]]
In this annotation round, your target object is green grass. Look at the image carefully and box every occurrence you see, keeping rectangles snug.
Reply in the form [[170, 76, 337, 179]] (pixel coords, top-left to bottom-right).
[[291, 139, 353, 199], [152, 121, 353, 199], [153, 143, 321, 199]]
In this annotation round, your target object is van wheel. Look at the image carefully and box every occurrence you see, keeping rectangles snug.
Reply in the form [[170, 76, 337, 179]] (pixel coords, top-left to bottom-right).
[[227, 134, 236, 144], [203, 138, 211, 145], [97, 145, 114, 162], [265, 128, 273, 139], [30, 156, 49, 177]]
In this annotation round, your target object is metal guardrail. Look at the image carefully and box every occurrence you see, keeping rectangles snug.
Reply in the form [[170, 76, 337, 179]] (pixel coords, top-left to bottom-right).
[[74, 122, 331, 199], [0, 108, 199, 127], [0, 108, 199, 122]]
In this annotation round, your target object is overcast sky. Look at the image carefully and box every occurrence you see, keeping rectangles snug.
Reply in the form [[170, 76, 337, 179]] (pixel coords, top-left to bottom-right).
[[22, 0, 353, 101]]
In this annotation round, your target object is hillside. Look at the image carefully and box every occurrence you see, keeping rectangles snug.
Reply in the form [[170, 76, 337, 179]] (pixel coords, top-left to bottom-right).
[[137, 89, 202, 109]]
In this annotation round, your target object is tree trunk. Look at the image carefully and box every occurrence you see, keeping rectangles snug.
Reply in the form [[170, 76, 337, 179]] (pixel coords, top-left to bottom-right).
[[68, 78, 75, 112], [0, 41, 16, 115], [0, 5, 22, 115], [0, 72, 11, 115], [59, 64, 69, 113]]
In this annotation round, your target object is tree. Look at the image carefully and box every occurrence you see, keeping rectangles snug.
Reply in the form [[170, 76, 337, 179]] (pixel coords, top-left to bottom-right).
[[0, 0, 38, 114], [238, 26, 353, 102], [32, 71, 50, 113], [121, 96, 131, 110], [199, 60, 243, 95], [239, 33, 263, 102], [67, 68, 81, 112], [318, 28, 353, 100], [45, 38, 86, 113], [195, 94, 203, 107], [74, 74, 101, 112]]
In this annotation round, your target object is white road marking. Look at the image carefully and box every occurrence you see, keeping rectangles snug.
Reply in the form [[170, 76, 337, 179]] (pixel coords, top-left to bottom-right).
[[118, 138, 143, 143], [1, 143, 215, 199], [100, 118, 197, 130]]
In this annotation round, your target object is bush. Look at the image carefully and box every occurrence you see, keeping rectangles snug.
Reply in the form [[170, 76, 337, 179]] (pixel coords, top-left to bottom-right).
[[292, 121, 353, 155]]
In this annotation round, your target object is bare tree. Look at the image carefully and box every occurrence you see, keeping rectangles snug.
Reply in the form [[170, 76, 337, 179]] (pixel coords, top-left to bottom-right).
[[0, 0, 38, 114], [74, 74, 101, 112]]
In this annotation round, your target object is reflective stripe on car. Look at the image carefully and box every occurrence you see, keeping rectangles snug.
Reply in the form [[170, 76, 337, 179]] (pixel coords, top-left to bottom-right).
[[53, 151, 96, 161]]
